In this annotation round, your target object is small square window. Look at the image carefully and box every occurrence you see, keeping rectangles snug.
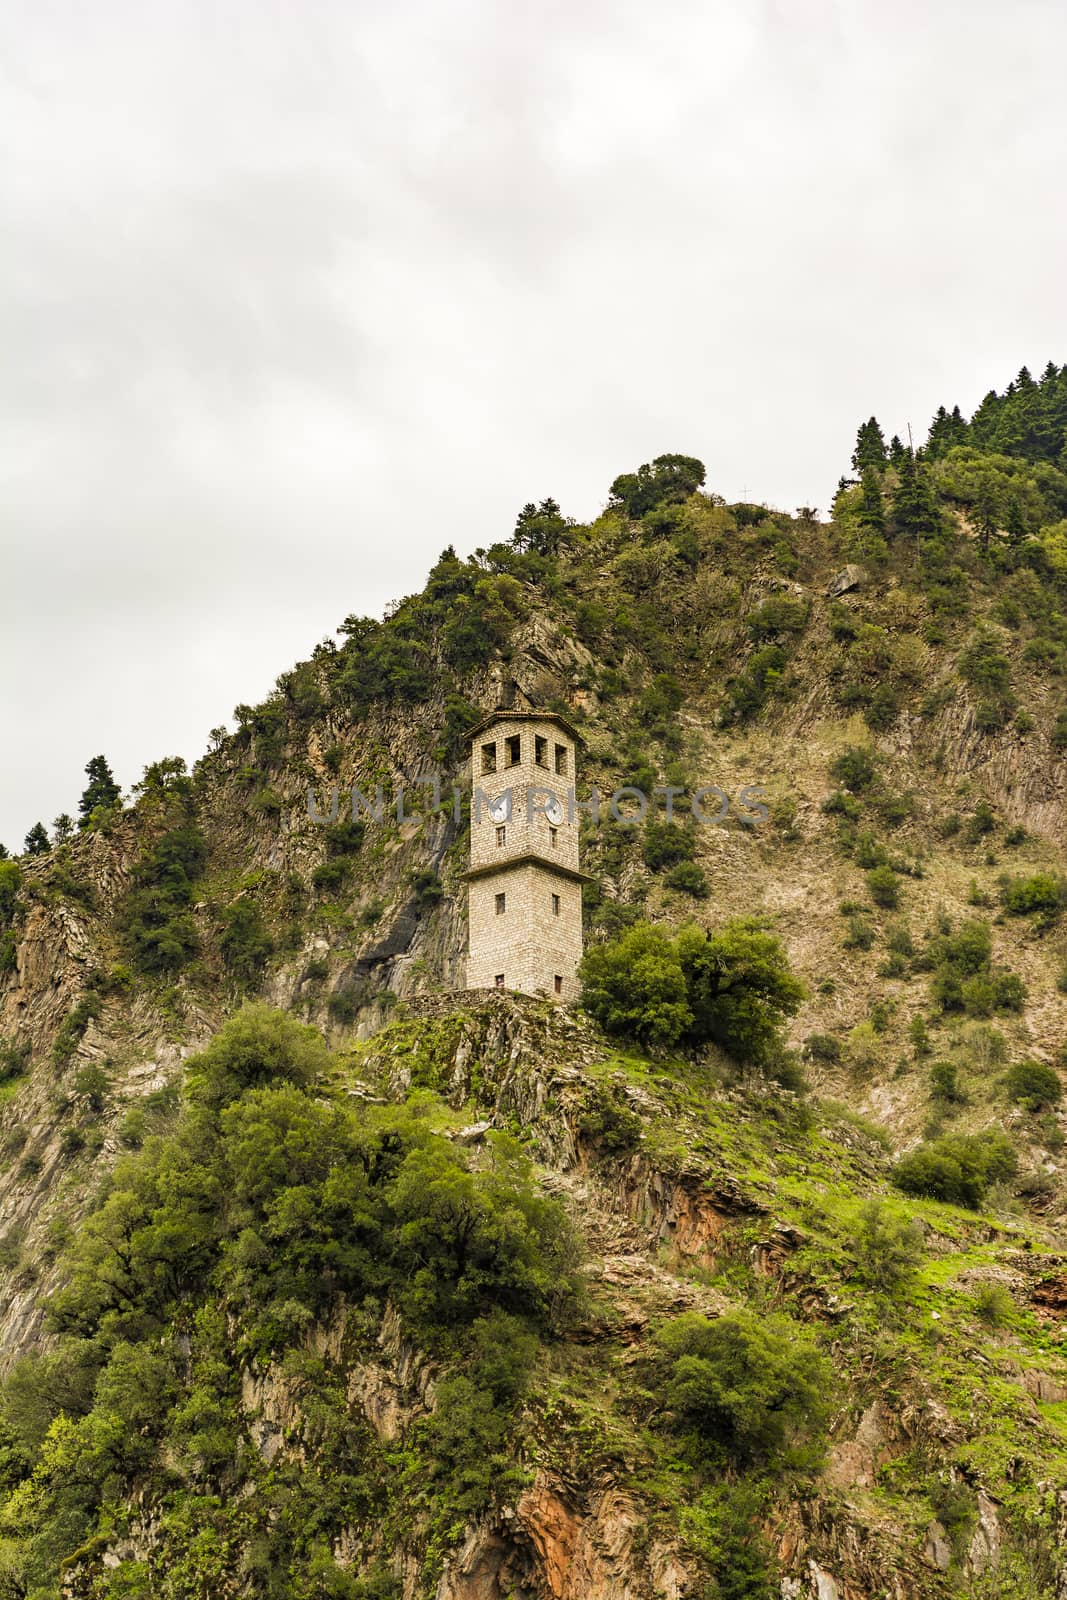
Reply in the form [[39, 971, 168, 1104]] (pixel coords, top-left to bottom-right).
[[553, 975, 563, 995], [506, 734, 521, 766], [495, 973, 505, 989], [495, 892, 506, 915], [481, 742, 497, 774], [535, 734, 548, 767], [495, 825, 506, 847], [554, 743, 567, 775], [549, 825, 558, 848], [551, 893, 560, 916]]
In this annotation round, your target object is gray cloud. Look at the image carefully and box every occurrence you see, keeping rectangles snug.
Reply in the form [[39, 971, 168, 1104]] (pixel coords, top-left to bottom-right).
[[1, 0, 1066, 844]]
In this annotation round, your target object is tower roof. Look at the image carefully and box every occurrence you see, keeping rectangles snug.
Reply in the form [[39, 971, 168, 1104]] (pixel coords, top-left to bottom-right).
[[464, 707, 585, 745]]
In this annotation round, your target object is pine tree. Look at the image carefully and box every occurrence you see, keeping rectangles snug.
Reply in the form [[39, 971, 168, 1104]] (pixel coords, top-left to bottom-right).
[[851, 417, 888, 474], [890, 451, 940, 546], [925, 404, 968, 458], [0, 843, 9, 860], [857, 468, 885, 532], [974, 475, 999, 551], [24, 822, 50, 856], [78, 756, 121, 827], [1005, 495, 1028, 546], [889, 434, 907, 466], [52, 814, 75, 845]]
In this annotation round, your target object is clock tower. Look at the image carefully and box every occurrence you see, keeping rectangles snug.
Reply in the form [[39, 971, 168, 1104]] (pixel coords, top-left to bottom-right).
[[463, 708, 586, 1001]]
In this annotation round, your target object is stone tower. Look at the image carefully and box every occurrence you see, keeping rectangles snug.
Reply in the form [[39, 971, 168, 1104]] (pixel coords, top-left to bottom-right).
[[463, 709, 586, 1001]]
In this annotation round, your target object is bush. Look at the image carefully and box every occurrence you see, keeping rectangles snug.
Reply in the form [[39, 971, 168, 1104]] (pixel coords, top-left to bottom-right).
[[663, 860, 708, 897], [892, 1130, 1018, 1208], [643, 821, 695, 872], [853, 1200, 924, 1293], [823, 790, 861, 818], [120, 824, 207, 975], [0, 860, 21, 921], [804, 1033, 842, 1063], [220, 898, 274, 985], [930, 1061, 966, 1104], [867, 865, 901, 909], [972, 1283, 1014, 1327], [578, 1086, 643, 1153], [1004, 1060, 1062, 1111], [746, 595, 809, 639], [843, 915, 875, 951], [831, 746, 877, 793], [656, 1309, 830, 1466], [1002, 873, 1067, 926]]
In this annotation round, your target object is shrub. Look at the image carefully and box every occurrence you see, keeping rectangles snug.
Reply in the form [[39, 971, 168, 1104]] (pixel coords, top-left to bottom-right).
[[656, 1309, 829, 1466], [120, 824, 207, 975], [0, 1037, 31, 1085], [930, 1061, 966, 1104], [823, 791, 861, 818], [867, 865, 901, 909], [892, 1130, 1018, 1207], [1002, 873, 1067, 926], [843, 916, 875, 951], [719, 645, 788, 724], [643, 821, 695, 872], [578, 1086, 643, 1153], [972, 1283, 1014, 1327], [804, 1033, 842, 1064], [312, 857, 348, 892], [664, 861, 708, 898], [831, 746, 877, 793], [220, 898, 274, 985], [0, 860, 21, 921], [746, 595, 809, 639], [853, 1200, 924, 1293], [411, 868, 444, 907], [1004, 1060, 1062, 1111]]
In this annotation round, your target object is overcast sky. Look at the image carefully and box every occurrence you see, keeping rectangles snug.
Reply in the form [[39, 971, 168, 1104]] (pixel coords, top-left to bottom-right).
[[1, 0, 1065, 848]]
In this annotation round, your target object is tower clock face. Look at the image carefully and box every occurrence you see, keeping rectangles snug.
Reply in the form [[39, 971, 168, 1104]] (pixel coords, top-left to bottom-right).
[[488, 794, 510, 823], [544, 798, 564, 826]]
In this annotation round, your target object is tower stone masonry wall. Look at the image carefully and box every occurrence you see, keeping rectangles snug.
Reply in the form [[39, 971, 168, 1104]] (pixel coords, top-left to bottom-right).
[[464, 712, 584, 1002]]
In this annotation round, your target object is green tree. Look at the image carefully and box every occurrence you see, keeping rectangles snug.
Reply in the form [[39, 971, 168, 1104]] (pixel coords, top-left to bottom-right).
[[851, 417, 888, 473], [185, 1006, 329, 1111], [853, 1200, 924, 1293], [78, 756, 121, 827], [657, 1309, 830, 1466], [890, 450, 941, 545], [579, 923, 692, 1049], [51, 814, 75, 845], [674, 920, 805, 1068], [24, 823, 49, 856], [219, 898, 273, 986], [608, 454, 706, 519], [512, 498, 568, 556], [856, 466, 886, 532], [1004, 1061, 1061, 1111]]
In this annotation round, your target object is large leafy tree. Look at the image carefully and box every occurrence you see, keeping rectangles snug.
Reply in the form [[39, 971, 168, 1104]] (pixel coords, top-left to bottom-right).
[[608, 454, 706, 519], [674, 919, 805, 1067]]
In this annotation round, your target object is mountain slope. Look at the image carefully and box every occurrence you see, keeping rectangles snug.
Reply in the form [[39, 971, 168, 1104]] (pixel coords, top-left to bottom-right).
[[2, 378, 1067, 1596]]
